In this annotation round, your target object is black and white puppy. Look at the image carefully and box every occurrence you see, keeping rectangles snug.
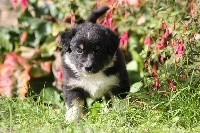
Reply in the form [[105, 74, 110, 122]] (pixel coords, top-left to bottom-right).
[[60, 6, 130, 121]]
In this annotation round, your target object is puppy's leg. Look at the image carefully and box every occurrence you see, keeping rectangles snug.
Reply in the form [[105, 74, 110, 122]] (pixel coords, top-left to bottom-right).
[[63, 86, 87, 122], [111, 80, 130, 99]]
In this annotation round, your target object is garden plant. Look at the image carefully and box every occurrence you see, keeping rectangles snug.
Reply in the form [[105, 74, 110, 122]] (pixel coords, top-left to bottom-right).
[[0, 0, 199, 132]]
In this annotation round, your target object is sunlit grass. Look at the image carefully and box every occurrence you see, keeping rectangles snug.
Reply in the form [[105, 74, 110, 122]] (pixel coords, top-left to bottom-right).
[[1, 81, 200, 133]]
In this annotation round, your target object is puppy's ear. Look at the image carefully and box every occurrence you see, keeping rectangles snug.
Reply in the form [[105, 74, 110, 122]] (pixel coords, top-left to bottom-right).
[[59, 29, 76, 53], [87, 6, 109, 23], [59, 31, 72, 52], [106, 31, 119, 56]]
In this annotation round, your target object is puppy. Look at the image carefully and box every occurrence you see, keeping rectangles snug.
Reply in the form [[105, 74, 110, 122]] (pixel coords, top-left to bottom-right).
[[60, 6, 130, 121]]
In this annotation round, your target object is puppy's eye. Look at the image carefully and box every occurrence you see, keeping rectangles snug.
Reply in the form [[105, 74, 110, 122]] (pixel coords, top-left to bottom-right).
[[76, 48, 83, 54], [76, 44, 84, 54]]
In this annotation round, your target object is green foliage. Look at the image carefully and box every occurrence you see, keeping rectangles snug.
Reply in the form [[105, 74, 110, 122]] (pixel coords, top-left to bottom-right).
[[0, 0, 200, 131], [1, 94, 200, 132]]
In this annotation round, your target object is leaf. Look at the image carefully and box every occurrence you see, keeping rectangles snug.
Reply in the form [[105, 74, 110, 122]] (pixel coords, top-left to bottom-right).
[[130, 82, 143, 93], [171, 11, 180, 16], [15, 66, 31, 100], [40, 40, 57, 58], [49, 4, 58, 17], [52, 24, 65, 37], [36, 22, 52, 37], [0, 30, 13, 54], [39, 87, 63, 107], [0, 64, 16, 98], [90, 102, 101, 116], [126, 60, 138, 71], [18, 16, 44, 30], [0, 52, 31, 99]]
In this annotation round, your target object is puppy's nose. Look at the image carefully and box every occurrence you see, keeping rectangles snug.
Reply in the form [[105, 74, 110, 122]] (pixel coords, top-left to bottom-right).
[[85, 66, 93, 72]]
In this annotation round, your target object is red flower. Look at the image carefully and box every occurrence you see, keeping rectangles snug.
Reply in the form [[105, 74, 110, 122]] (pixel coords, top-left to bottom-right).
[[144, 35, 151, 46], [119, 32, 129, 49], [20, 0, 29, 11]]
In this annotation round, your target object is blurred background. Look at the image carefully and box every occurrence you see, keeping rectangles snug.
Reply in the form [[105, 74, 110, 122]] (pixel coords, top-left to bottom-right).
[[0, 0, 199, 100]]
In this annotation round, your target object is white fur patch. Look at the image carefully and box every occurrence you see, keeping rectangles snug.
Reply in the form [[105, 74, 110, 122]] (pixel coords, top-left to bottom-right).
[[87, 32, 90, 39], [65, 100, 84, 122], [64, 53, 78, 72], [69, 72, 119, 99], [64, 53, 119, 99]]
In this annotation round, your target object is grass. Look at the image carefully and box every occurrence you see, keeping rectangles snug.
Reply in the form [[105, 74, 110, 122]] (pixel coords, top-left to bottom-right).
[[1, 80, 200, 133]]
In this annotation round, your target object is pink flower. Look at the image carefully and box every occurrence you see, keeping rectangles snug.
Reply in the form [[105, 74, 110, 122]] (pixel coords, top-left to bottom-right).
[[68, 13, 75, 27], [175, 40, 184, 60], [57, 69, 63, 81], [169, 80, 176, 91], [159, 37, 165, 48], [119, 32, 129, 49], [164, 27, 170, 38], [144, 35, 151, 46], [102, 10, 115, 30], [153, 78, 160, 90], [20, 32, 27, 44], [156, 26, 171, 50], [106, 0, 116, 6], [160, 56, 165, 63], [20, 0, 29, 11], [119, 0, 141, 6], [152, 63, 158, 77]]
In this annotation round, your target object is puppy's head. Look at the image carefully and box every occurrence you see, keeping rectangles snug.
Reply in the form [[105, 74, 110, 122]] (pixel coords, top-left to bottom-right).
[[60, 6, 119, 74]]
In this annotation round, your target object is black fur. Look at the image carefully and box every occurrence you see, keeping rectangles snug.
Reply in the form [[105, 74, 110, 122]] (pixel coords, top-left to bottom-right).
[[59, 6, 130, 121], [86, 6, 109, 23]]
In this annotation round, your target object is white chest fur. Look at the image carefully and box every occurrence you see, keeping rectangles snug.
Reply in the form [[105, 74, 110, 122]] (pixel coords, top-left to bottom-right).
[[69, 72, 119, 99]]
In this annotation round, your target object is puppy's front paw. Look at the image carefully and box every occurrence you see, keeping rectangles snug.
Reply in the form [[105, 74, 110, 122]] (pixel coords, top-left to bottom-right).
[[65, 105, 83, 122]]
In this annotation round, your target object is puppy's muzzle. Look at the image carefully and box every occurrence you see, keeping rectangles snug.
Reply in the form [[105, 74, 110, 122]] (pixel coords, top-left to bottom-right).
[[85, 66, 93, 73], [84, 63, 95, 73], [84, 60, 98, 73]]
